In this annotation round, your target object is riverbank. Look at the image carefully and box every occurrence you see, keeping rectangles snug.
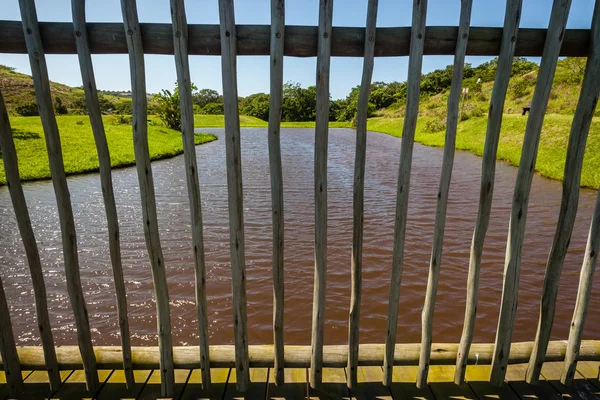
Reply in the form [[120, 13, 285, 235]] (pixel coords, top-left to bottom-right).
[[195, 113, 600, 189], [0, 115, 217, 185]]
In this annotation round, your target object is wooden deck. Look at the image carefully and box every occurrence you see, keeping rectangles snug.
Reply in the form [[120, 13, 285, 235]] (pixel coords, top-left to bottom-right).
[[1, 362, 599, 399]]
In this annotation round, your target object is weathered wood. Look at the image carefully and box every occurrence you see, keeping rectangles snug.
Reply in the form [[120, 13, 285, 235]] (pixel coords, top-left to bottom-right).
[[530, 0, 600, 386], [137, 369, 190, 400], [3, 341, 600, 371], [0, 90, 60, 391], [454, 0, 523, 386], [491, 0, 573, 386], [169, 0, 211, 391], [120, 0, 174, 396], [17, 0, 99, 392], [417, 0, 472, 389], [383, 0, 428, 388], [268, 0, 285, 388], [562, 192, 600, 385], [71, 0, 134, 389], [310, 0, 333, 389], [0, 269, 22, 397], [218, 0, 250, 392], [347, 0, 378, 391], [0, 21, 593, 57]]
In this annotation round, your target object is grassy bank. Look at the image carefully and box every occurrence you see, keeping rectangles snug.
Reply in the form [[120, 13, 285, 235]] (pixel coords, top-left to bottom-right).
[[367, 114, 600, 189], [1, 115, 217, 185]]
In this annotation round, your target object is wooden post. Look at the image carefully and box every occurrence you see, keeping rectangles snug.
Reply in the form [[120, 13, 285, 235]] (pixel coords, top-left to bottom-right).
[[169, 0, 211, 390], [454, 0, 523, 385], [528, 0, 600, 385], [561, 189, 600, 385], [120, 0, 175, 396], [347, 0, 378, 390], [71, 0, 134, 388], [310, 0, 334, 389], [0, 91, 60, 390], [383, 0, 428, 387], [17, 0, 99, 391], [268, 0, 285, 387], [0, 98, 24, 397], [417, 0, 472, 389], [490, 0, 572, 386], [218, 0, 250, 391]]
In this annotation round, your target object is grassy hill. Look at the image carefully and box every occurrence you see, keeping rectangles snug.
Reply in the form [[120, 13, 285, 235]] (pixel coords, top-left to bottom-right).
[[0, 64, 154, 116]]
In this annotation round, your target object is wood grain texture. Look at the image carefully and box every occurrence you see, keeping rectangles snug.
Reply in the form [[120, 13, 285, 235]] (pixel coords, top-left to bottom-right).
[[491, 0, 573, 386], [268, 0, 285, 388], [454, 0, 523, 386], [416, 0, 472, 389], [17, 0, 98, 392], [3, 341, 600, 371], [0, 21, 593, 57], [530, 0, 600, 386], [562, 189, 600, 386], [0, 90, 60, 391], [218, 0, 250, 391], [310, 0, 333, 389], [383, 0, 428, 388], [169, 0, 211, 391], [347, 0, 378, 391], [71, 0, 134, 388], [120, 0, 174, 396]]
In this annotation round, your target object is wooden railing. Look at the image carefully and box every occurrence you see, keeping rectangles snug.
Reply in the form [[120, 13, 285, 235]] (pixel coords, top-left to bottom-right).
[[0, 0, 599, 398]]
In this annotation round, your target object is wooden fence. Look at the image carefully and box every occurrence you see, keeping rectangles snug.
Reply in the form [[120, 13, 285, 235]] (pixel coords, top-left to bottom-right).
[[0, 0, 599, 397]]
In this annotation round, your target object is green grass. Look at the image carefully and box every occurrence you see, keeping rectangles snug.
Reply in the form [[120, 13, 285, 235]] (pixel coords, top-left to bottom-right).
[[1, 115, 217, 185], [366, 114, 600, 189]]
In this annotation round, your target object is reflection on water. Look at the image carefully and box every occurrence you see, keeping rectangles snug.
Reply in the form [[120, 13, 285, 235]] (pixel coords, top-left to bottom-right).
[[0, 128, 598, 346]]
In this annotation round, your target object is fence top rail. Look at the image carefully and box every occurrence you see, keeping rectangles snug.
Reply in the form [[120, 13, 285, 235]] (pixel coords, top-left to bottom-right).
[[0, 20, 593, 57]]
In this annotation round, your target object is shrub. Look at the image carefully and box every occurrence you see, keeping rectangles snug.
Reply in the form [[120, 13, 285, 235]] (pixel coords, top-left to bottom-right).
[[202, 102, 224, 115], [114, 114, 132, 125], [15, 101, 39, 116], [510, 78, 531, 100], [423, 119, 446, 133], [54, 97, 68, 115]]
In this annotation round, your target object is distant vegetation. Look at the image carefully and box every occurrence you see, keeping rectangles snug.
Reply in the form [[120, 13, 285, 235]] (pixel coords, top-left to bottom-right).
[[2, 57, 599, 187]]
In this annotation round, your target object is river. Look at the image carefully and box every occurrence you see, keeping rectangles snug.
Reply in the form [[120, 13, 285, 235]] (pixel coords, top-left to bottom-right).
[[0, 128, 598, 347]]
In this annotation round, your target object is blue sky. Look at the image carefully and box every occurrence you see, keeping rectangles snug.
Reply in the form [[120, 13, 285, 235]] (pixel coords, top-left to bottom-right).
[[1, 0, 597, 99]]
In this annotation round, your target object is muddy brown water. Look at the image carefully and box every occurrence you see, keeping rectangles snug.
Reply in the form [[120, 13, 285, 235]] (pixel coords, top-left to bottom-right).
[[1, 128, 599, 347]]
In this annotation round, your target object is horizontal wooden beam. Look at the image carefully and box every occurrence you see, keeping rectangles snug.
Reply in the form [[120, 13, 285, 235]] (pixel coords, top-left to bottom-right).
[[2, 341, 600, 370], [0, 20, 592, 57]]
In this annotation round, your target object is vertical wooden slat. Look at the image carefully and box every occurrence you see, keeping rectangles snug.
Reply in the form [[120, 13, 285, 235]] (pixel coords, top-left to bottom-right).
[[347, 0, 378, 390], [416, 0, 472, 389], [490, 0, 572, 386], [382, 0, 428, 387], [268, 0, 285, 388], [454, 0, 522, 385], [218, 0, 250, 391], [71, 0, 134, 388], [0, 162, 23, 397], [0, 91, 60, 391], [528, 0, 600, 385], [561, 192, 600, 385], [169, 0, 211, 391], [120, 0, 175, 396], [17, 0, 99, 392], [310, 0, 334, 389]]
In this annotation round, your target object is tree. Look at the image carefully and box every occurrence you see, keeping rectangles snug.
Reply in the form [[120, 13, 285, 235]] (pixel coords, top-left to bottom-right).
[[282, 82, 317, 121], [241, 93, 270, 121], [192, 88, 222, 109], [154, 82, 198, 131]]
